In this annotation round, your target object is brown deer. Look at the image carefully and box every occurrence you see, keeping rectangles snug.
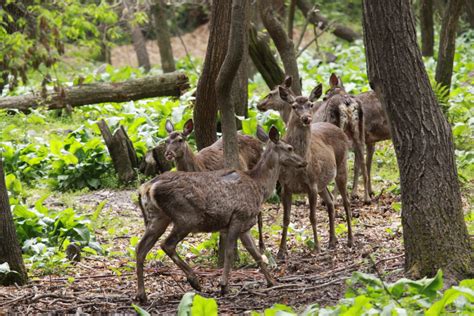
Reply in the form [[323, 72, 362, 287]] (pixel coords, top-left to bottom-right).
[[135, 126, 307, 302], [276, 85, 353, 259], [163, 119, 267, 251], [312, 74, 370, 204], [325, 74, 390, 197]]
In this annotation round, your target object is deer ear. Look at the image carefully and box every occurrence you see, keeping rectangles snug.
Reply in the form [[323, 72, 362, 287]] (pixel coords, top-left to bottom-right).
[[182, 119, 194, 137], [309, 83, 323, 101], [278, 86, 294, 103], [283, 75, 292, 88], [256, 125, 269, 143], [165, 120, 174, 133], [269, 126, 280, 144], [329, 73, 339, 88]]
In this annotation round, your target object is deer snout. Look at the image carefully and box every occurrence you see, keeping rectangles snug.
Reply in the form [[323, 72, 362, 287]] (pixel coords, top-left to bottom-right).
[[301, 115, 312, 125], [164, 150, 175, 161], [257, 100, 268, 111]]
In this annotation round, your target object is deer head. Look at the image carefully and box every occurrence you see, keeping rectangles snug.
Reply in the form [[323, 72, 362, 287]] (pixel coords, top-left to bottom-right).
[[324, 73, 347, 100], [256, 125, 307, 169], [279, 83, 322, 127], [257, 76, 294, 112], [164, 119, 194, 161]]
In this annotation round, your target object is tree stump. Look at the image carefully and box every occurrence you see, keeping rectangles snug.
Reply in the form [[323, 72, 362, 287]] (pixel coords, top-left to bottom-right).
[[98, 120, 138, 183]]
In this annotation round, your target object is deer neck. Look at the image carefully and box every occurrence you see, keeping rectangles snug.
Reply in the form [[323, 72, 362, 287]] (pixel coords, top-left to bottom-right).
[[285, 115, 312, 159], [280, 107, 291, 125], [175, 144, 203, 172], [248, 146, 280, 201]]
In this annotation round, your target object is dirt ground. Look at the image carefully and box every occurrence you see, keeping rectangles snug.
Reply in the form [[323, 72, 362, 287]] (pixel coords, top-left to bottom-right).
[[0, 189, 405, 315]]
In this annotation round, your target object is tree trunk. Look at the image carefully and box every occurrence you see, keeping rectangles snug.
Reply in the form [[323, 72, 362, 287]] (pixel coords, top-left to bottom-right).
[[98, 120, 138, 183], [420, 0, 434, 56], [297, 0, 360, 42], [288, 0, 297, 40], [362, 0, 472, 280], [248, 25, 285, 89], [151, 0, 176, 73], [194, 0, 232, 150], [435, 0, 465, 91], [0, 158, 28, 286], [216, 0, 246, 170], [97, 24, 112, 64], [259, 0, 301, 95], [0, 72, 189, 111], [232, 1, 249, 122], [124, 0, 151, 72]]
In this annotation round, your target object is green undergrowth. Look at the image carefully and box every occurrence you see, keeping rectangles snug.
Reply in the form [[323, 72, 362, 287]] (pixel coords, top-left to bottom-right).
[[171, 270, 474, 316]]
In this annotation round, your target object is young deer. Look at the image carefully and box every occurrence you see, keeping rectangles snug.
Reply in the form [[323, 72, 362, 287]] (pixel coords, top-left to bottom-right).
[[135, 126, 307, 302], [312, 73, 370, 204], [276, 86, 353, 259], [163, 119, 267, 250], [325, 74, 390, 197]]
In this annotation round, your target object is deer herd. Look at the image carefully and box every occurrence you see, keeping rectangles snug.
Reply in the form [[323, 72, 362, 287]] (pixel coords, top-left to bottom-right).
[[134, 73, 391, 302]]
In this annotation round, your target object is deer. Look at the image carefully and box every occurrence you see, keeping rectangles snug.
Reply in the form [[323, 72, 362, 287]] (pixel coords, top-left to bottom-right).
[[135, 126, 308, 303], [275, 85, 353, 259], [163, 118, 268, 251], [311, 74, 370, 204], [324, 74, 391, 198]]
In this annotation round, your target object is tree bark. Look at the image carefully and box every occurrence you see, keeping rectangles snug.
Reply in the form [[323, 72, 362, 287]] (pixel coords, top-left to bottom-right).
[[420, 0, 434, 56], [194, 0, 232, 150], [435, 0, 465, 91], [0, 158, 28, 286], [362, 0, 472, 280], [297, 0, 360, 42], [248, 25, 285, 89], [259, 0, 301, 95], [0, 72, 189, 111], [288, 0, 297, 40], [151, 0, 176, 73], [98, 120, 138, 183], [216, 0, 246, 170], [232, 1, 249, 122], [124, 0, 151, 72]]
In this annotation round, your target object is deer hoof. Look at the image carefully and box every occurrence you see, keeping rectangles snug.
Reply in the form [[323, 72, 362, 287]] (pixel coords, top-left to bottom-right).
[[276, 249, 288, 261], [267, 277, 277, 287], [328, 239, 337, 249], [135, 292, 147, 304], [347, 239, 354, 248], [187, 276, 202, 292], [220, 283, 229, 296], [363, 198, 371, 205]]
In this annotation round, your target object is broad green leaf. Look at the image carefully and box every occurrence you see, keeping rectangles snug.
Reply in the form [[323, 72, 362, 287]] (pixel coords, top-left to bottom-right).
[[177, 292, 195, 316], [191, 294, 218, 316], [132, 304, 150, 316]]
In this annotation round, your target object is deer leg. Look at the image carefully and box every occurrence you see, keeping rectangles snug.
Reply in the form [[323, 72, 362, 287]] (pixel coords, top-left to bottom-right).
[[277, 187, 292, 260], [353, 142, 370, 204], [366, 143, 375, 197], [257, 212, 266, 252], [161, 226, 200, 291], [308, 187, 321, 253], [136, 215, 171, 303], [220, 222, 241, 295], [335, 169, 353, 248], [318, 187, 337, 248], [240, 230, 276, 287]]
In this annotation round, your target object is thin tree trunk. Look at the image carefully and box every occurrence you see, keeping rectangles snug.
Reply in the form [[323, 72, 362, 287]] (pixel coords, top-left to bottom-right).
[[362, 0, 472, 280], [435, 0, 465, 91], [420, 0, 434, 56], [194, 0, 232, 149], [248, 25, 285, 89], [296, 0, 360, 42], [232, 1, 249, 122], [124, 0, 151, 72], [0, 72, 189, 111], [151, 0, 176, 73], [259, 0, 301, 95], [288, 0, 297, 40], [216, 0, 246, 169], [0, 158, 28, 286]]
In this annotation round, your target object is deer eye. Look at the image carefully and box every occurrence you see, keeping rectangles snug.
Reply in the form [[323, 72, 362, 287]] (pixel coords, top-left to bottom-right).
[[178, 138, 183, 142], [292, 105, 296, 110], [288, 146, 293, 152]]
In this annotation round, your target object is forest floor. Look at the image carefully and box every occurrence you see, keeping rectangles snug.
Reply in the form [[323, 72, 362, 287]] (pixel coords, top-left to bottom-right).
[[0, 189, 406, 315]]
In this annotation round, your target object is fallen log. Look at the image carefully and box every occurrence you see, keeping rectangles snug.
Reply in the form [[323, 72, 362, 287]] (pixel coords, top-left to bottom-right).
[[296, 0, 360, 42], [0, 72, 189, 111]]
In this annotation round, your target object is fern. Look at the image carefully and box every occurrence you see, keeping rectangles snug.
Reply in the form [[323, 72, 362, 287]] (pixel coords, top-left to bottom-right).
[[431, 80, 451, 117]]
